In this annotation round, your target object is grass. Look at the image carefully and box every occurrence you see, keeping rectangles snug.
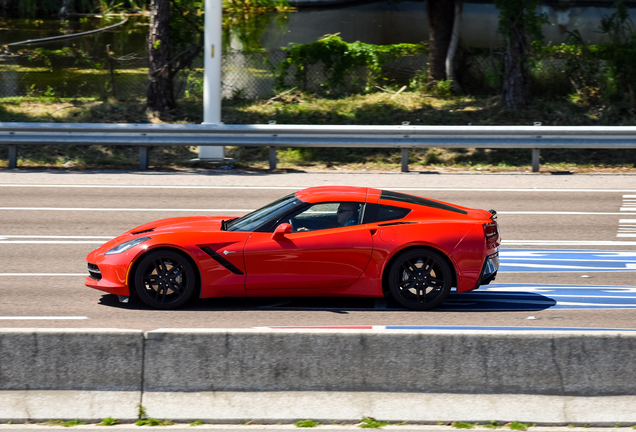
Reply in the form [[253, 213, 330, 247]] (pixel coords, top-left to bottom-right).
[[295, 419, 321, 427], [135, 418, 175, 426], [358, 417, 390, 428], [507, 422, 533, 431], [2, 91, 636, 172], [452, 422, 476, 429], [43, 419, 86, 427], [97, 417, 118, 426]]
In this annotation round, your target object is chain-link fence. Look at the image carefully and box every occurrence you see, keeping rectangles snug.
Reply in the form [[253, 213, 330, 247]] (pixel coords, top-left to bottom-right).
[[0, 47, 577, 101]]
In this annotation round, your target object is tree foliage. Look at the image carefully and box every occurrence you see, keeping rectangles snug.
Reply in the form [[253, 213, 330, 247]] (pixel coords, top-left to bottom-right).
[[542, 0, 636, 105], [275, 34, 426, 93]]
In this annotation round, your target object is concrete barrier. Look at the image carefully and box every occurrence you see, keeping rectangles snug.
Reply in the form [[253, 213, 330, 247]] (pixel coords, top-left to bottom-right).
[[2, 328, 636, 424], [0, 329, 143, 421]]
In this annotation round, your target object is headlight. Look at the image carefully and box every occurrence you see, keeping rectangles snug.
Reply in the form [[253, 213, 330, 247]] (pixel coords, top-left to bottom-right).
[[105, 236, 150, 255]]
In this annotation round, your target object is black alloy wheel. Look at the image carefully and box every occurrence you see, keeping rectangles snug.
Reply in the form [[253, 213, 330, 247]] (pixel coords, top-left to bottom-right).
[[134, 250, 196, 309], [388, 248, 452, 311]]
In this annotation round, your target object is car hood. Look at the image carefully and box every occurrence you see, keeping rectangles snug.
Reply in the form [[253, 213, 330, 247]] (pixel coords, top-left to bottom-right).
[[123, 216, 229, 236], [87, 216, 235, 260]]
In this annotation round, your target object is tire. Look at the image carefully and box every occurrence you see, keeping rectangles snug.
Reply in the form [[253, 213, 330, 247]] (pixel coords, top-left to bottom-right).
[[388, 248, 452, 311], [133, 250, 197, 309]]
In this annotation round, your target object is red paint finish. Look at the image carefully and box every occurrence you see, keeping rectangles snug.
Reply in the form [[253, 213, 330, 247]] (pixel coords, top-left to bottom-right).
[[244, 226, 373, 291], [85, 186, 500, 310]]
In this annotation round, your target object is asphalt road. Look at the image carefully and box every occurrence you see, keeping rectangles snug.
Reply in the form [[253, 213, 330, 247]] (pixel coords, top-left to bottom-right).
[[1, 170, 635, 330]]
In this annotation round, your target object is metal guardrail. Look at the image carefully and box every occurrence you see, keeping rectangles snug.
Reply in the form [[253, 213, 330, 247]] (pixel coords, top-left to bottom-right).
[[2, 122, 636, 172]]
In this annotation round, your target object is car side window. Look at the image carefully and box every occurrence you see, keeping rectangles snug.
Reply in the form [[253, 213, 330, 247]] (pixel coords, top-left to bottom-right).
[[362, 203, 411, 224], [287, 202, 362, 232]]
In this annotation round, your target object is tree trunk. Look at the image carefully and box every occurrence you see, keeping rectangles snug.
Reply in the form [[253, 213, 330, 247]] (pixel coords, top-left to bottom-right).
[[147, 0, 176, 112], [426, 0, 456, 84], [501, 11, 528, 110], [445, 0, 463, 93]]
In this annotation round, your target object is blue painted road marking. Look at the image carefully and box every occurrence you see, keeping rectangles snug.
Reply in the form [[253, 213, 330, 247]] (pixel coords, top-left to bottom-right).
[[500, 249, 636, 272]]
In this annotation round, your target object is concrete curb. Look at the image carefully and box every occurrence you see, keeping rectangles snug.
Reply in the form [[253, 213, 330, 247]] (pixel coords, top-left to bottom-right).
[[1, 329, 636, 424], [0, 426, 635, 432], [0, 427, 634, 432]]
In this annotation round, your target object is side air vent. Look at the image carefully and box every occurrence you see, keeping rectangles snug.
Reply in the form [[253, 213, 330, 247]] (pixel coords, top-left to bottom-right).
[[377, 221, 416, 227], [200, 246, 244, 275], [132, 228, 154, 235]]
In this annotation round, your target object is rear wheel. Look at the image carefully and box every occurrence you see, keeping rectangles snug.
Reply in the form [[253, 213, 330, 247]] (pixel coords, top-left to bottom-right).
[[133, 250, 196, 309], [388, 248, 452, 311]]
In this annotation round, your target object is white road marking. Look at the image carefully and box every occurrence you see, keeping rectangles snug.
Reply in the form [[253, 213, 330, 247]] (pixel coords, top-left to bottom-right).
[[501, 262, 636, 270], [552, 302, 635, 307], [0, 207, 250, 212], [0, 273, 86, 276], [0, 316, 88, 320], [499, 211, 635, 215], [2, 236, 636, 246], [1, 184, 636, 193], [0, 207, 632, 215], [0, 184, 300, 190], [502, 240, 636, 246], [0, 235, 113, 239], [0, 235, 110, 244], [618, 218, 636, 237], [502, 250, 636, 257], [0, 241, 105, 244], [0, 235, 109, 244], [621, 195, 636, 212], [500, 257, 636, 263]]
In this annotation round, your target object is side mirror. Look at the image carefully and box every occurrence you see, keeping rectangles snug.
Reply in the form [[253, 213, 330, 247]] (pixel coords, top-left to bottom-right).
[[271, 223, 292, 240]]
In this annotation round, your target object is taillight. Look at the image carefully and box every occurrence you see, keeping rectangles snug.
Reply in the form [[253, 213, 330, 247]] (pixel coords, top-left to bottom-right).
[[483, 221, 498, 238]]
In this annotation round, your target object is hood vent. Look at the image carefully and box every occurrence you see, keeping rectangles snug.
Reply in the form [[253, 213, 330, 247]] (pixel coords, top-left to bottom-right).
[[132, 228, 154, 235]]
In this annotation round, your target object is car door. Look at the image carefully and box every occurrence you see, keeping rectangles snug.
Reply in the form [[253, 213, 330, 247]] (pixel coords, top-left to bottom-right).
[[243, 203, 373, 292]]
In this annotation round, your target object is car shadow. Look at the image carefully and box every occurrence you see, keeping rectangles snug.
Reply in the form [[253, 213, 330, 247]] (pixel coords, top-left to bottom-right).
[[437, 291, 557, 312], [98, 291, 556, 312]]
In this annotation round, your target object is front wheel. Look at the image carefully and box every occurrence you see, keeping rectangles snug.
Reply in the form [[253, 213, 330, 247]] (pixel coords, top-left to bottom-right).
[[388, 248, 452, 311], [133, 250, 197, 309]]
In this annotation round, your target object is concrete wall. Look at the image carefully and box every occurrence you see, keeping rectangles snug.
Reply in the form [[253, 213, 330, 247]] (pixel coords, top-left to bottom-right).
[[2, 328, 636, 424]]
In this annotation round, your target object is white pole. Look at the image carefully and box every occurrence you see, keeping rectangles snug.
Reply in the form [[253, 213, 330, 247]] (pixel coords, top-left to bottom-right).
[[200, 0, 225, 160]]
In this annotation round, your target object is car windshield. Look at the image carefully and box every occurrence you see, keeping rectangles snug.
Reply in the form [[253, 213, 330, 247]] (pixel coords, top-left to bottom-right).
[[225, 193, 303, 232]]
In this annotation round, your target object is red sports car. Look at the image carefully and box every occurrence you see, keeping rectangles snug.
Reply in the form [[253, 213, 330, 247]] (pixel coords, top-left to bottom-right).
[[86, 186, 500, 310]]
